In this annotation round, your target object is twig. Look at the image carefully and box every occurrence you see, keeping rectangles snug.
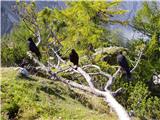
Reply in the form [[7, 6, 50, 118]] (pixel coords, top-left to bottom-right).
[[130, 50, 143, 73]]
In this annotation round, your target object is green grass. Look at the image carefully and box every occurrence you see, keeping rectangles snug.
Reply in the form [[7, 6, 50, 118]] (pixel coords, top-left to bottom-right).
[[1, 67, 117, 120]]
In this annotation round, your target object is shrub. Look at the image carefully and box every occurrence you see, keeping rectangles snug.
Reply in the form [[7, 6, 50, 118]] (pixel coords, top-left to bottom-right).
[[1, 22, 30, 66]]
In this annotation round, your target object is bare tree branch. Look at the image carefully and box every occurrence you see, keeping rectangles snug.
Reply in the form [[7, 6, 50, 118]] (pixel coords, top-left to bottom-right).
[[76, 67, 95, 89], [82, 64, 120, 91], [26, 53, 130, 120], [35, 27, 41, 46], [51, 48, 65, 63], [55, 70, 130, 120], [105, 67, 121, 91], [130, 50, 143, 73]]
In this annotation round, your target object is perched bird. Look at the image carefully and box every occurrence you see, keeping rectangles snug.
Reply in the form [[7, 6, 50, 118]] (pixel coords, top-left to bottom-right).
[[117, 51, 131, 80], [28, 37, 41, 60], [69, 49, 79, 68]]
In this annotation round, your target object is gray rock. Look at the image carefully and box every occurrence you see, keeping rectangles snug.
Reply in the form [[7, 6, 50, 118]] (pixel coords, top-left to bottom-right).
[[19, 67, 29, 77]]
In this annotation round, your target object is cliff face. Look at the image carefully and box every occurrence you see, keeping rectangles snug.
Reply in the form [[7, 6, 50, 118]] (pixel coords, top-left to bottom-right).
[[1, 1, 65, 35], [1, 1, 19, 35]]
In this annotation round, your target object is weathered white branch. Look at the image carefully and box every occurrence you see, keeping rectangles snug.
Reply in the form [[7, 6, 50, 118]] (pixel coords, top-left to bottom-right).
[[82, 64, 118, 91], [130, 51, 143, 73], [51, 48, 65, 64], [104, 94, 130, 120], [104, 67, 121, 91], [55, 75, 130, 120], [77, 67, 95, 89], [82, 64, 111, 78], [35, 28, 41, 46], [111, 88, 123, 96]]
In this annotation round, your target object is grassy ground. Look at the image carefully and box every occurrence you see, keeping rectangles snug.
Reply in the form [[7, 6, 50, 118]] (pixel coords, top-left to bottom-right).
[[1, 67, 117, 120]]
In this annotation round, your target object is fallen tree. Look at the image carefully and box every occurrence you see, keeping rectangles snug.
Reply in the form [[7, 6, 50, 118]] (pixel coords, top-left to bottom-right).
[[26, 45, 143, 120]]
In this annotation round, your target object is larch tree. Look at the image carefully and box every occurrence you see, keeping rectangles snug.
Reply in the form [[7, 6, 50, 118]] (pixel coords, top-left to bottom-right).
[[132, 1, 160, 60], [132, 1, 160, 39], [16, 1, 144, 120], [53, 1, 127, 55]]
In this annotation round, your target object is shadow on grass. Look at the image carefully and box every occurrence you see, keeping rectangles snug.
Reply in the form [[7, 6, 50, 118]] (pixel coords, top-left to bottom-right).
[[68, 89, 94, 110], [40, 86, 65, 100], [16, 75, 37, 81], [7, 102, 19, 120]]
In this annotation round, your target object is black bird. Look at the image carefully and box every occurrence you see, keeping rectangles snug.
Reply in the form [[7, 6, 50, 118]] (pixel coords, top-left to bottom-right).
[[117, 51, 131, 79], [28, 37, 41, 60], [69, 49, 79, 68]]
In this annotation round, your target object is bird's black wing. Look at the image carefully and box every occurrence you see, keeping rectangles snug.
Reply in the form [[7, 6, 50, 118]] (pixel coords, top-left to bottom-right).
[[69, 52, 79, 66], [121, 56, 129, 69], [69, 53, 74, 63], [117, 55, 129, 69], [29, 42, 41, 60], [35, 47, 41, 59], [117, 55, 131, 79]]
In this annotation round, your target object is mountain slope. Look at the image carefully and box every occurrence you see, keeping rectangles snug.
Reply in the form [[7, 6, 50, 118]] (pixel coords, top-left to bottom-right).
[[1, 67, 117, 120], [1, 1, 65, 35], [1, 1, 140, 38]]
